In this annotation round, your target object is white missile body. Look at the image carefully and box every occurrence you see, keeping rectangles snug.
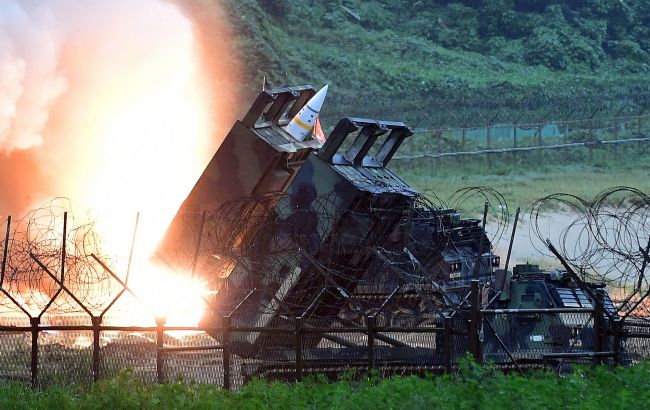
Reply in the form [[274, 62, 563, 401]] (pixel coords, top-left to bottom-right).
[[284, 84, 328, 141]]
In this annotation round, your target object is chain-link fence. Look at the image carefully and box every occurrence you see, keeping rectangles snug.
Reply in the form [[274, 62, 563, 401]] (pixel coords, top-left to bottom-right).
[[1, 301, 648, 389], [1, 182, 649, 390], [393, 113, 650, 167]]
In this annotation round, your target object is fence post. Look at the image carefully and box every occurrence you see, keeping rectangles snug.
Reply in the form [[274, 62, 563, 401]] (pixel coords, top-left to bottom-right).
[[564, 122, 569, 144], [469, 280, 481, 362], [512, 125, 518, 162], [433, 128, 442, 170], [367, 315, 376, 373], [563, 122, 570, 165], [443, 316, 452, 372], [592, 296, 603, 366], [612, 317, 623, 366], [222, 316, 231, 391], [30, 317, 39, 388], [537, 126, 544, 165], [639, 114, 646, 154], [156, 317, 166, 383], [92, 316, 102, 382], [295, 317, 303, 381], [588, 123, 594, 163], [461, 128, 467, 165], [486, 126, 492, 170], [612, 125, 619, 159]]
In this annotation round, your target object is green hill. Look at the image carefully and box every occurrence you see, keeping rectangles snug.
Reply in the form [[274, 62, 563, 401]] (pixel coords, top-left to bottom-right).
[[225, 0, 650, 127]]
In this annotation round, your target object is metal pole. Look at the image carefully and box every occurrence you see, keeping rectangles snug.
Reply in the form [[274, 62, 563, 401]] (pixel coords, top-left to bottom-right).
[[156, 317, 166, 383], [222, 316, 231, 390], [513, 125, 518, 162], [612, 318, 622, 366], [592, 292, 603, 366], [545, 239, 616, 322], [30, 317, 40, 388], [503, 207, 521, 275], [461, 128, 466, 151], [483, 316, 521, 372], [367, 315, 375, 372], [61, 212, 67, 283], [564, 122, 570, 165], [92, 316, 102, 382], [443, 316, 452, 372], [295, 317, 303, 381], [470, 279, 480, 362], [640, 114, 646, 154], [126, 213, 140, 284], [473, 202, 489, 280], [477, 309, 483, 363], [537, 126, 543, 165], [486, 126, 492, 170], [636, 238, 650, 291], [1, 216, 11, 288], [588, 124, 594, 163]]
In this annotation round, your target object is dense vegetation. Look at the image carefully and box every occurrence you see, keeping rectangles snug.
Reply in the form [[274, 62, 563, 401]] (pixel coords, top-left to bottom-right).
[[2, 360, 648, 409], [220, 0, 650, 206], [225, 0, 650, 127]]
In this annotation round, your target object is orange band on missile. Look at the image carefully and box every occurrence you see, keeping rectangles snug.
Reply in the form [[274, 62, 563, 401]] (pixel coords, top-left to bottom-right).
[[291, 116, 313, 131]]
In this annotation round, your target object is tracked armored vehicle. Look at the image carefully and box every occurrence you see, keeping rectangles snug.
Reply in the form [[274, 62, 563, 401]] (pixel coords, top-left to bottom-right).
[[483, 263, 619, 364]]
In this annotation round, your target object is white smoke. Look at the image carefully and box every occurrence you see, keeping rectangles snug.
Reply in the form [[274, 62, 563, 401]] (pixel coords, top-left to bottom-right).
[[0, 0, 241, 216], [0, 1, 66, 151]]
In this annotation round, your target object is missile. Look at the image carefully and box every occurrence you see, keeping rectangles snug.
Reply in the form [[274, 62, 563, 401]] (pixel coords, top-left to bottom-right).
[[284, 84, 328, 141]]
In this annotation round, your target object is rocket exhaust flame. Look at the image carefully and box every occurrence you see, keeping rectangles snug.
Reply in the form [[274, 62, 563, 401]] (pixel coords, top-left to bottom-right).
[[0, 0, 241, 327]]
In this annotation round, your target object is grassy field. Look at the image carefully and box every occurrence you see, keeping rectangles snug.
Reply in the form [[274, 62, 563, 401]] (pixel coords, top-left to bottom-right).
[[393, 154, 650, 210], [1, 360, 648, 409]]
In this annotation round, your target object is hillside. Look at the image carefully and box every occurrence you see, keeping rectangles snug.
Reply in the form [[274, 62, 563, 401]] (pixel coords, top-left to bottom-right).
[[224, 0, 650, 127]]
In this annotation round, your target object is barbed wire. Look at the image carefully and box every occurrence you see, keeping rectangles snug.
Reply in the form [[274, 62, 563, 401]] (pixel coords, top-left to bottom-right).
[[0, 189, 501, 324], [189, 188, 507, 326], [407, 113, 650, 134], [2, 187, 649, 324], [0, 198, 119, 314], [325, 86, 650, 132], [393, 136, 650, 161], [529, 187, 650, 319]]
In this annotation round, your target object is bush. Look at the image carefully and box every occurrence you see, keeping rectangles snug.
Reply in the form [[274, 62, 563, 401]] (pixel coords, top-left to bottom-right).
[[1, 362, 649, 409], [525, 27, 569, 69]]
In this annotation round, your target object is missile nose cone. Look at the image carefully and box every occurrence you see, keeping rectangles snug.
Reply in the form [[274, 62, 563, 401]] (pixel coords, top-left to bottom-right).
[[308, 84, 328, 113], [284, 84, 329, 142]]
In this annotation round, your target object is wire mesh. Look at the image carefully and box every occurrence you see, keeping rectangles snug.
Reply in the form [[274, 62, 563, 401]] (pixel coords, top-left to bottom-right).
[[0, 186, 648, 388], [0, 332, 30, 382], [483, 311, 595, 365], [37, 331, 93, 387], [162, 332, 224, 385], [621, 320, 650, 364], [99, 331, 157, 383]]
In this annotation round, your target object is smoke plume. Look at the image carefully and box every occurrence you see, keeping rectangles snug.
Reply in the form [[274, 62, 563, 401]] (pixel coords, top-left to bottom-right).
[[0, 0, 241, 219]]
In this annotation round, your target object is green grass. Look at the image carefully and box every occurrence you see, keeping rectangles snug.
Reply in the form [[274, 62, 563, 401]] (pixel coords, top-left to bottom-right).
[[393, 153, 650, 210], [1, 360, 649, 409]]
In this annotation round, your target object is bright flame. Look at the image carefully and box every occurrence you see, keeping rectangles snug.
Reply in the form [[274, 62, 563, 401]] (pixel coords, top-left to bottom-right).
[[0, 0, 242, 327], [58, 1, 215, 260], [55, 1, 220, 327], [118, 262, 208, 328]]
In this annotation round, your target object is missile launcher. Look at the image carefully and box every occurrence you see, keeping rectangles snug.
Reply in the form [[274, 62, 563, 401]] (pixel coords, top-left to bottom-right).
[[158, 85, 324, 276], [160, 85, 621, 373]]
